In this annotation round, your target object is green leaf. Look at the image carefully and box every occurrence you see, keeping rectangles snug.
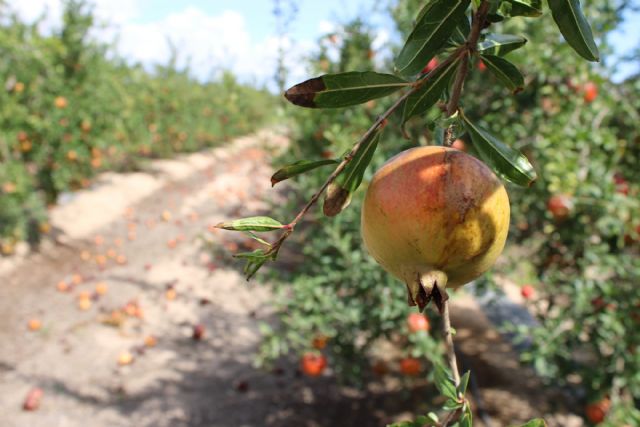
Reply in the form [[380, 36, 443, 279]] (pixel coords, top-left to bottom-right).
[[511, 419, 548, 427], [241, 231, 271, 247], [284, 72, 408, 108], [338, 130, 381, 194], [323, 129, 382, 217], [234, 249, 276, 280], [401, 58, 459, 123], [395, 0, 470, 76], [433, 364, 459, 401], [460, 112, 537, 186], [215, 216, 285, 232], [500, 0, 542, 16], [449, 14, 471, 46], [548, 0, 599, 62], [457, 371, 470, 395], [271, 159, 338, 186], [480, 54, 525, 93], [459, 412, 472, 427], [478, 34, 527, 56]]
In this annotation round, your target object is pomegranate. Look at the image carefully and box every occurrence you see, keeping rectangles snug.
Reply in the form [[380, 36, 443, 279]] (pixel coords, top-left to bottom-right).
[[583, 82, 598, 103], [407, 312, 430, 333], [585, 397, 610, 424], [301, 353, 327, 377], [399, 357, 421, 376], [23, 387, 43, 411], [451, 139, 466, 152], [547, 194, 573, 220], [521, 285, 535, 300], [421, 58, 439, 74], [361, 146, 509, 309], [312, 335, 328, 350]]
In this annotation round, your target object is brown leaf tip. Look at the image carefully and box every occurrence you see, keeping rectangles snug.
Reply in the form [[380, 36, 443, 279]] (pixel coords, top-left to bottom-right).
[[322, 184, 350, 217], [284, 77, 326, 108]]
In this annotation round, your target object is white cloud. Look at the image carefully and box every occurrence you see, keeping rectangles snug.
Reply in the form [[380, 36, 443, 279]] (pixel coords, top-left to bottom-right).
[[6, 1, 310, 90]]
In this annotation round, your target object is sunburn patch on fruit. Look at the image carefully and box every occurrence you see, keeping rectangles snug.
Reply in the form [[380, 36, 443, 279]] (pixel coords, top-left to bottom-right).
[[361, 146, 510, 311]]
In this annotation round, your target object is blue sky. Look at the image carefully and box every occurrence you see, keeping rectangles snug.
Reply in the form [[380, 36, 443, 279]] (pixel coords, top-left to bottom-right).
[[13, 0, 640, 87]]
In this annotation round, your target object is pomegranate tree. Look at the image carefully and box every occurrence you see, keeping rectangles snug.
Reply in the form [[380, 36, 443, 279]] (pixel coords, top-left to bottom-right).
[[216, 0, 604, 425]]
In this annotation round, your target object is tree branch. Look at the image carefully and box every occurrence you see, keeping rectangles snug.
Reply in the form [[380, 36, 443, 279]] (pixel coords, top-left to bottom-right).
[[264, 46, 467, 258], [445, 0, 491, 119]]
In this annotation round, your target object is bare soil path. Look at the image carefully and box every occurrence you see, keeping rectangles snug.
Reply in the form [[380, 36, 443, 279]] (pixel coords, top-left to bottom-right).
[[0, 130, 581, 427]]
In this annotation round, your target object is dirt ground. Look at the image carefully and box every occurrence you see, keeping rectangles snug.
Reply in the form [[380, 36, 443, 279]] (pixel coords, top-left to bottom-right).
[[0, 130, 583, 427]]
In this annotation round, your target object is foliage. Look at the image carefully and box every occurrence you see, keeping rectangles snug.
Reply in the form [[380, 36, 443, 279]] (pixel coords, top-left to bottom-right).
[[0, 0, 275, 250], [218, 0, 638, 425]]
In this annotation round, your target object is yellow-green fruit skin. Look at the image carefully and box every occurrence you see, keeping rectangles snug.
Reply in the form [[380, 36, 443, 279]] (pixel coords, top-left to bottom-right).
[[361, 146, 510, 289]]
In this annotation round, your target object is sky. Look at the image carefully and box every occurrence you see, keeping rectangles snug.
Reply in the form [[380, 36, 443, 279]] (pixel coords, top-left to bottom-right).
[[8, 0, 640, 89]]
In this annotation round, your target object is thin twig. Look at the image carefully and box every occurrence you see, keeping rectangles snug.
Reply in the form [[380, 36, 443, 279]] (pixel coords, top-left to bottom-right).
[[442, 296, 461, 386], [445, 0, 490, 117]]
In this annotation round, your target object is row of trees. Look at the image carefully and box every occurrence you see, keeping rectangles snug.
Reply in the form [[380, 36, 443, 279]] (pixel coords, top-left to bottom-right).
[[0, 0, 275, 250]]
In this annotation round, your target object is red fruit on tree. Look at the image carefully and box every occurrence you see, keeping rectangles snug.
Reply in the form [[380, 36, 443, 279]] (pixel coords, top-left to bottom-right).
[[521, 285, 535, 300], [613, 174, 629, 195], [312, 335, 328, 349], [585, 397, 610, 424], [407, 312, 430, 333], [361, 147, 510, 308], [372, 360, 388, 376], [591, 297, 606, 310], [399, 357, 421, 376], [301, 353, 327, 377], [477, 60, 487, 72], [583, 82, 598, 103], [421, 58, 438, 74], [547, 194, 573, 220], [451, 139, 466, 152]]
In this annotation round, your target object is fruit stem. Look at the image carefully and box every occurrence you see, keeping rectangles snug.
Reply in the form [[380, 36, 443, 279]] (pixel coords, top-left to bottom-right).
[[441, 294, 461, 387]]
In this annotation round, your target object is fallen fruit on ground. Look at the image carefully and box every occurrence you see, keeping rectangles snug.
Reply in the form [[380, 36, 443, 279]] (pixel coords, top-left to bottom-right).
[[361, 146, 510, 309], [144, 335, 157, 348], [118, 351, 134, 366], [192, 324, 206, 340], [165, 287, 177, 301], [407, 312, 430, 333], [22, 387, 43, 411], [521, 285, 535, 300], [95, 282, 108, 295], [301, 353, 327, 377], [27, 318, 42, 331]]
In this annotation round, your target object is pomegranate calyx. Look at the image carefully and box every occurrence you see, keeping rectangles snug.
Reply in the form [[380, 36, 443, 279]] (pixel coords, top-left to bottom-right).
[[406, 270, 448, 312]]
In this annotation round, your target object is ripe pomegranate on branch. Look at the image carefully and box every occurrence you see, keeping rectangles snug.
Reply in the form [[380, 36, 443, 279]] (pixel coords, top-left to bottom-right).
[[215, 0, 600, 425]]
